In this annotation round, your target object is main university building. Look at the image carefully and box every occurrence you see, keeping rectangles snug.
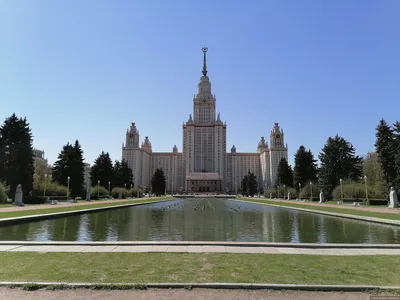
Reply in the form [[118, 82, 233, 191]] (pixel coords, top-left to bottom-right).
[[122, 48, 288, 193]]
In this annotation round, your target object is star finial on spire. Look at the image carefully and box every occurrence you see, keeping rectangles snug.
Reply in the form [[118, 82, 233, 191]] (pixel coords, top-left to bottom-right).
[[202, 46, 208, 76]]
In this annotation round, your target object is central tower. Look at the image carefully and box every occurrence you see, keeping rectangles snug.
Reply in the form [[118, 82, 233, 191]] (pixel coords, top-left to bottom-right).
[[182, 47, 227, 192], [193, 47, 216, 124]]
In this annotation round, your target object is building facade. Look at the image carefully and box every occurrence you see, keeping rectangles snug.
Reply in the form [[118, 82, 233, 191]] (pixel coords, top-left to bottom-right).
[[122, 48, 288, 193]]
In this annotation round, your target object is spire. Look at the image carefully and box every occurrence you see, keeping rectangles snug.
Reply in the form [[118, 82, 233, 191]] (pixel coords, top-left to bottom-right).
[[202, 46, 208, 76]]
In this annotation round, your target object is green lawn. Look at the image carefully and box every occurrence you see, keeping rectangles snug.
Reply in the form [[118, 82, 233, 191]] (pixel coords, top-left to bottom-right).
[[236, 198, 400, 221], [0, 252, 399, 285], [0, 197, 174, 219]]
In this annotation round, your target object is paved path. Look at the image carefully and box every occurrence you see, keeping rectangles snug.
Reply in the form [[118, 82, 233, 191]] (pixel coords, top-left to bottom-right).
[[1, 244, 400, 255], [245, 197, 400, 214], [0, 197, 163, 213], [0, 288, 381, 300]]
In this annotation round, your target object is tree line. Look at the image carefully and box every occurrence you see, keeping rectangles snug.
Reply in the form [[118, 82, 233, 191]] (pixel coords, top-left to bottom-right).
[[1, 113, 398, 203], [273, 119, 400, 200], [0, 113, 135, 202]]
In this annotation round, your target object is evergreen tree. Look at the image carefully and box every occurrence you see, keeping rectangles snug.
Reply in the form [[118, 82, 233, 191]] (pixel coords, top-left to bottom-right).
[[90, 152, 113, 189], [52, 141, 85, 198], [0, 114, 35, 197], [151, 168, 166, 196], [276, 158, 294, 187], [318, 135, 363, 194], [112, 160, 123, 188], [113, 159, 134, 188], [121, 159, 134, 188], [392, 122, 400, 191], [375, 119, 397, 188], [52, 143, 73, 186], [293, 145, 318, 189], [70, 140, 85, 197], [240, 171, 258, 196]]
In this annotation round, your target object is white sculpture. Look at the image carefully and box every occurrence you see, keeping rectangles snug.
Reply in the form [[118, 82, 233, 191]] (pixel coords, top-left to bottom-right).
[[319, 190, 324, 203], [14, 184, 24, 206], [269, 193, 272, 199], [86, 188, 91, 201], [388, 187, 398, 208], [287, 192, 290, 200]]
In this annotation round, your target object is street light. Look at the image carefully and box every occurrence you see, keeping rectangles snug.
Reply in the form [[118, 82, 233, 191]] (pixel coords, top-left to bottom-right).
[[364, 175, 369, 206], [339, 178, 343, 204], [97, 180, 100, 199], [44, 174, 48, 200], [283, 184, 286, 199], [108, 181, 111, 198], [299, 183, 302, 200], [277, 185, 280, 199], [67, 176, 70, 199], [310, 182, 313, 202]]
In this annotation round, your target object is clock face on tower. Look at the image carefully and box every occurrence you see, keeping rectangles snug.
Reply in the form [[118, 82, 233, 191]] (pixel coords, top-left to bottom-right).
[[129, 133, 133, 138], [276, 134, 281, 138]]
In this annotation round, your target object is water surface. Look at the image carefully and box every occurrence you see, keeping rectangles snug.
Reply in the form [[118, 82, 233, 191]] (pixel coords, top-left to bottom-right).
[[0, 198, 399, 243]]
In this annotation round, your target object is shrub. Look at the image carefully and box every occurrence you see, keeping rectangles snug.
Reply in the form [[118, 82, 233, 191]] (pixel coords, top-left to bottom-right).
[[130, 188, 143, 198], [299, 182, 320, 200], [111, 187, 129, 199], [0, 182, 7, 204], [332, 181, 387, 201], [33, 181, 69, 197], [90, 186, 109, 200]]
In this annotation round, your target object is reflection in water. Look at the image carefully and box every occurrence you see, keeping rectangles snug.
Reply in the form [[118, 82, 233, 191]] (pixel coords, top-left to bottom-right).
[[0, 198, 399, 244]]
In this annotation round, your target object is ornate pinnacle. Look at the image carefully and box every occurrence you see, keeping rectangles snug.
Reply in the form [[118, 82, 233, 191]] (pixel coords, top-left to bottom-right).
[[202, 46, 208, 76]]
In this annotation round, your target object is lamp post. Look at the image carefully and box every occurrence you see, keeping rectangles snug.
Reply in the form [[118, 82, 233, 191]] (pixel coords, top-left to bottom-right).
[[364, 175, 369, 206], [67, 176, 70, 199], [283, 184, 286, 200], [97, 180, 100, 199], [310, 182, 313, 202], [108, 181, 111, 198], [44, 174, 48, 200], [339, 178, 343, 204], [277, 185, 280, 199], [171, 181, 173, 196], [299, 183, 302, 200]]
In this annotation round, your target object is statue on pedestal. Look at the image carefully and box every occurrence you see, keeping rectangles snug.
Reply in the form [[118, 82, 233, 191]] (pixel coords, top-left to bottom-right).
[[86, 188, 91, 202], [14, 184, 24, 206], [319, 190, 324, 203], [287, 192, 290, 200], [389, 187, 398, 208]]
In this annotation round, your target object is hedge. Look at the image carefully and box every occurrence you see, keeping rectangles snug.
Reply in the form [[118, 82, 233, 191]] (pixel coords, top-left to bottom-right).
[[332, 181, 387, 201], [0, 182, 7, 204], [32, 181, 69, 197], [111, 187, 129, 199], [90, 186, 109, 200]]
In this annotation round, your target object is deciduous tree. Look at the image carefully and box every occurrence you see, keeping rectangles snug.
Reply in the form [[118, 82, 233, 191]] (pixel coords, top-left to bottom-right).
[[241, 171, 258, 196]]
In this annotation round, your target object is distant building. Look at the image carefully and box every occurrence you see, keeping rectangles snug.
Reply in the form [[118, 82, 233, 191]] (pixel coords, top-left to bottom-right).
[[122, 48, 288, 193], [33, 149, 46, 162]]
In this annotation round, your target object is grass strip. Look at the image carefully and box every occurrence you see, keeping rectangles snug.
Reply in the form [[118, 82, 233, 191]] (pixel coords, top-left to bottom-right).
[[236, 198, 400, 221], [0, 197, 173, 219], [0, 252, 399, 285]]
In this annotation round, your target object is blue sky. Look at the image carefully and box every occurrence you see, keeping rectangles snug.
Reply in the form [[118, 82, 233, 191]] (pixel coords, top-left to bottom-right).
[[1, 0, 399, 167]]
